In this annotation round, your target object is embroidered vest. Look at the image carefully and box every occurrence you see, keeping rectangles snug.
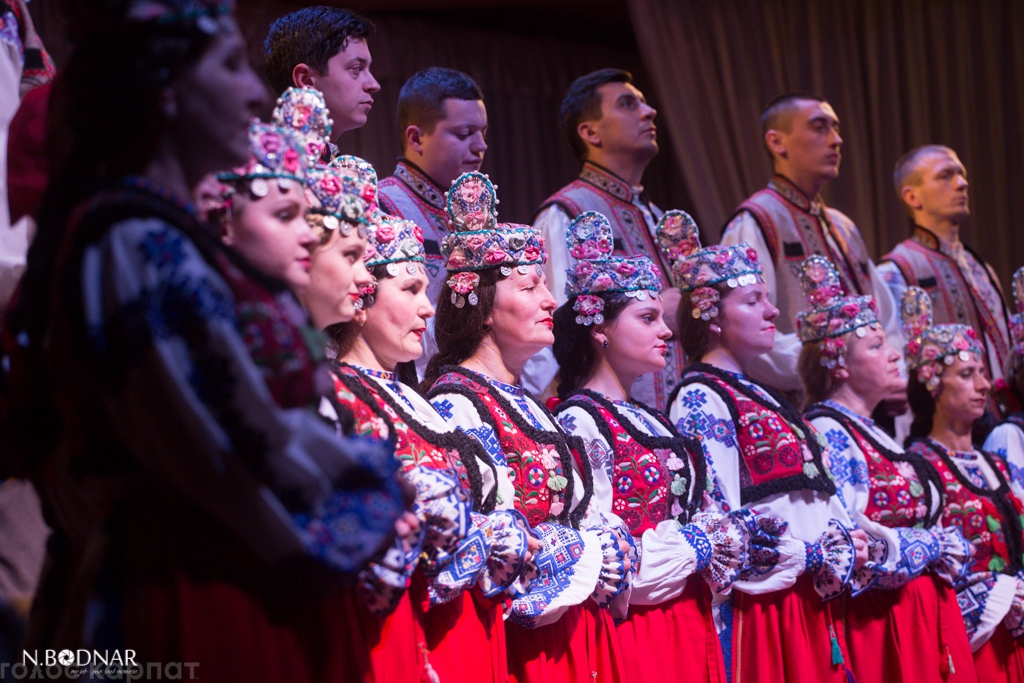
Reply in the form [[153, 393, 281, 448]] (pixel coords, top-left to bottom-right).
[[331, 363, 494, 511], [676, 365, 835, 504], [555, 390, 705, 534], [378, 160, 449, 303], [212, 250, 322, 411], [427, 367, 591, 528], [883, 228, 1010, 383], [726, 175, 874, 337], [536, 161, 682, 411], [908, 438, 1024, 575], [804, 404, 941, 529]]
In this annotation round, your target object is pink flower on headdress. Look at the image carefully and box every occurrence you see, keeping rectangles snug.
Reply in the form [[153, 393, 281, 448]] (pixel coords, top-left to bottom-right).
[[363, 245, 377, 261], [953, 335, 970, 351], [282, 148, 300, 173], [575, 261, 594, 277], [594, 274, 614, 289], [598, 238, 611, 253], [259, 131, 282, 155], [616, 261, 636, 276], [319, 175, 342, 196], [745, 247, 758, 263], [966, 328, 978, 339], [917, 364, 937, 382], [524, 246, 541, 261], [465, 234, 488, 250], [375, 225, 396, 243], [821, 337, 846, 360], [464, 211, 488, 230], [691, 286, 720, 313], [678, 236, 700, 255], [841, 302, 861, 318], [575, 294, 604, 316], [922, 346, 940, 361], [306, 141, 324, 160], [412, 226, 424, 243], [361, 184, 376, 203], [447, 272, 480, 295], [484, 248, 508, 265], [827, 318, 845, 334], [570, 242, 601, 259], [905, 339, 920, 357], [447, 248, 468, 269], [459, 179, 485, 203], [805, 261, 826, 284], [713, 250, 732, 266], [290, 104, 312, 128]]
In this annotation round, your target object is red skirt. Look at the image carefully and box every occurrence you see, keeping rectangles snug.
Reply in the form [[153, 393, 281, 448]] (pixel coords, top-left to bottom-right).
[[973, 623, 1024, 683], [506, 600, 625, 683], [846, 573, 977, 683], [414, 582, 507, 683], [617, 578, 726, 683], [731, 574, 853, 683]]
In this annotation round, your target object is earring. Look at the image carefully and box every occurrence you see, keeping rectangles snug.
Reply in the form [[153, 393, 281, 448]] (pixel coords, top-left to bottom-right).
[[602, 339, 609, 348], [709, 324, 722, 334]]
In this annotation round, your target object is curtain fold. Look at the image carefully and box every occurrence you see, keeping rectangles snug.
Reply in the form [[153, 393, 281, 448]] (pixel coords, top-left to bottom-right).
[[628, 0, 1024, 287]]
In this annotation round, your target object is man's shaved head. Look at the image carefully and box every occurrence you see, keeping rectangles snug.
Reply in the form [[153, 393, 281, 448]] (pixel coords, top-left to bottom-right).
[[893, 145, 957, 195], [760, 93, 826, 157]]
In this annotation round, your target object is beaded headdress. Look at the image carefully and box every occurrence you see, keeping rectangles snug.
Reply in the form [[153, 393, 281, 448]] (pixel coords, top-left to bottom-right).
[[441, 172, 547, 308], [365, 214, 426, 274], [1010, 266, 1024, 359], [217, 121, 306, 197], [795, 255, 880, 368], [655, 209, 762, 320], [901, 286, 984, 391], [305, 159, 370, 238], [270, 87, 332, 170], [335, 155, 380, 216], [563, 211, 660, 326]]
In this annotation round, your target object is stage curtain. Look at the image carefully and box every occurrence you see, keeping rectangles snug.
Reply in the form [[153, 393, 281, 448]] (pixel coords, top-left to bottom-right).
[[628, 0, 1024, 286]]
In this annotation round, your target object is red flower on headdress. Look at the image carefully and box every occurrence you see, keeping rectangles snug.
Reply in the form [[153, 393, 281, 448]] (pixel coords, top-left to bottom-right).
[[282, 148, 300, 173], [524, 246, 541, 261], [616, 261, 636, 276], [484, 248, 508, 264], [290, 104, 312, 128], [412, 226, 424, 243], [375, 225, 396, 243], [319, 175, 341, 196]]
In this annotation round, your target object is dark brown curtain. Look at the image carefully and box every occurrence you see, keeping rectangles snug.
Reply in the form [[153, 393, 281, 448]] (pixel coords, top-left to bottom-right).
[[628, 0, 1024, 288], [234, 5, 694, 225]]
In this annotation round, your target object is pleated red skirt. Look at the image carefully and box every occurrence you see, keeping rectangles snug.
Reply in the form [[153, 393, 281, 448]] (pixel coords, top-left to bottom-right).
[[616, 578, 726, 683], [506, 600, 625, 683], [414, 583, 507, 683], [731, 574, 854, 683], [973, 623, 1024, 683], [845, 573, 977, 683]]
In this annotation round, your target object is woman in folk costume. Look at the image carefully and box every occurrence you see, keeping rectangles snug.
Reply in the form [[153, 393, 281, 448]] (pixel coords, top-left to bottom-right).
[[658, 210, 868, 683], [423, 172, 636, 683], [1, 3, 407, 680], [796, 256, 976, 682], [902, 286, 1024, 680], [985, 266, 1024, 490], [328, 204, 534, 683], [549, 211, 787, 683]]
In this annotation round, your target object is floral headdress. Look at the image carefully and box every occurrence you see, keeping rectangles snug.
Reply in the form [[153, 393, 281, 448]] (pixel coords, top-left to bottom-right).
[[305, 159, 369, 238], [365, 214, 426, 275], [335, 155, 380, 216], [902, 286, 984, 391], [1010, 266, 1024, 359], [126, 0, 233, 32], [654, 209, 762, 321], [564, 211, 660, 326], [270, 87, 332, 170], [216, 121, 306, 198], [795, 255, 880, 368], [440, 172, 547, 308]]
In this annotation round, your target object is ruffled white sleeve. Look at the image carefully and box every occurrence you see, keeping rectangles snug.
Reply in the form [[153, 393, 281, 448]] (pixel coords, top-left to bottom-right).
[[669, 382, 805, 594]]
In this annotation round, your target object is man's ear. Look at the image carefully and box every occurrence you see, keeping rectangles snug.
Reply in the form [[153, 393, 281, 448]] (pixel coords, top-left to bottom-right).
[[901, 184, 922, 213], [292, 63, 317, 89], [577, 120, 601, 149], [405, 125, 425, 156], [765, 129, 786, 159]]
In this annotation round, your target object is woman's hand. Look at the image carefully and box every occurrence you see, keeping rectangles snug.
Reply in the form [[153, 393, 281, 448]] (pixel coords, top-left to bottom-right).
[[850, 528, 870, 570]]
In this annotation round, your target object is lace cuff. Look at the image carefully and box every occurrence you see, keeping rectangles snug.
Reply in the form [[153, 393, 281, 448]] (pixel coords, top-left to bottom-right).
[[477, 508, 532, 598], [412, 467, 473, 572], [806, 519, 856, 601], [588, 520, 637, 608], [933, 525, 974, 588]]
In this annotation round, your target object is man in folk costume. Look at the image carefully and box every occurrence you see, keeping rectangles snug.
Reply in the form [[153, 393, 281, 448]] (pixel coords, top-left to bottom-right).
[[879, 145, 1013, 422], [534, 68, 681, 409], [720, 93, 902, 402], [378, 68, 488, 309]]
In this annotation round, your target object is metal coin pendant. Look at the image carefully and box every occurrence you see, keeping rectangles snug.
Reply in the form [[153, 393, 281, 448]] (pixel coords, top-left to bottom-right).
[[277, 178, 292, 191], [468, 292, 479, 306], [500, 266, 513, 277], [451, 292, 458, 304], [536, 265, 543, 276], [855, 326, 867, 338], [406, 262, 418, 275], [250, 178, 269, 198], [455, 295, 466, 309], [386, 263, 400, 277], [517, 264, 529, 275], [323, 215, 339, 230]]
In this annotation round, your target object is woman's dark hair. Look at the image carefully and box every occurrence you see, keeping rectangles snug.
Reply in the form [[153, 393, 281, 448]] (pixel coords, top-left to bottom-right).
[[677, 283, 729, 362], [420, 268, 506, 392], [797, 334, 854, 408], [906, 375, 935, 444], [552, 292, 631, 399]]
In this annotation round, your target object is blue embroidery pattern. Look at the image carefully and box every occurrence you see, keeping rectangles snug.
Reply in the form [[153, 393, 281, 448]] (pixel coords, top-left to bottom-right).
[[432, 398, 455, 420], [958, 575, 998, 641], [679, 524, 713, 571], [508, 522, 586, 628], [681, 389, 707, 410], [465, 424, 506, 467], [556, 412, 578, 434]]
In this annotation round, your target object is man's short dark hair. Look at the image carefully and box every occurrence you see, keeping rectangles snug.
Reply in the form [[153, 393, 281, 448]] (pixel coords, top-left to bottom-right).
[[397, 68, 484, 151], [559, 68, 632, 161], [262, 7, 375, 95], [759, 92, 825, 158]]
